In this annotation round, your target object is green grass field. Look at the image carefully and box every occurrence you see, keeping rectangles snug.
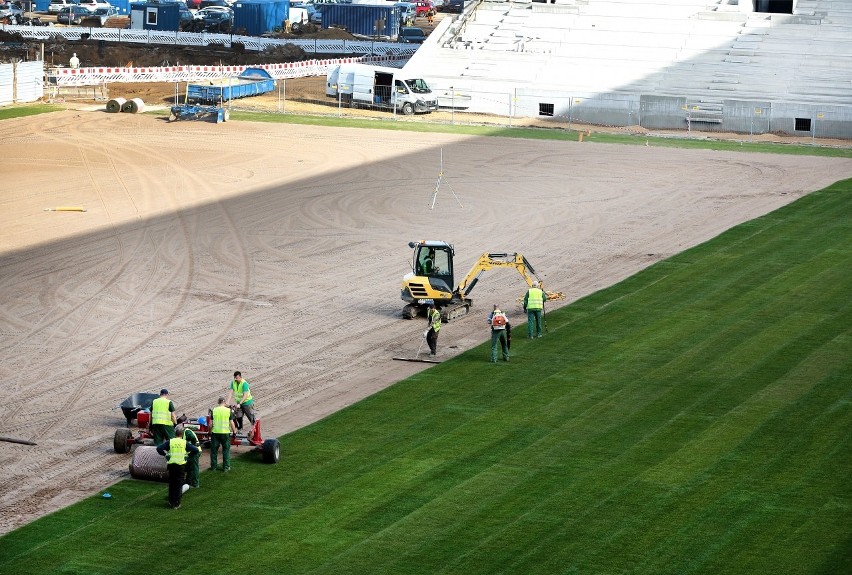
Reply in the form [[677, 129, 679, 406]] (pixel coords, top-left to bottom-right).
[[0, 153, 848, 573]]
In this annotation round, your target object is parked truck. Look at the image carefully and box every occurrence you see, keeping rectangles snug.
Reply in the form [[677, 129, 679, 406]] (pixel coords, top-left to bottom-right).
[[186, 67, 276, 104], [325, 63, 438, 115]]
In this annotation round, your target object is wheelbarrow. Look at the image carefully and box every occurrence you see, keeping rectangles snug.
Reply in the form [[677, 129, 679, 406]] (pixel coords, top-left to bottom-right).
[[118, 392, 159, 427]]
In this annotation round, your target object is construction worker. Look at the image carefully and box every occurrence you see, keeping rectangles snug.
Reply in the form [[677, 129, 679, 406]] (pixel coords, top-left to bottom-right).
[[210, 396, 236, 472], [150, 389, 177, 446], [425, 303, 441, 356], [156, 424, 200, 509], [227, 370, 256, 429], [523, 280, 548, 338], [182, 426, 201, 491], [419, 248, 435, 275], [487, 304, 510, 363]]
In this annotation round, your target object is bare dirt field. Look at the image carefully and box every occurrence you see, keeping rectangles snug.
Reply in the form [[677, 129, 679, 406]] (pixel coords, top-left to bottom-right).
[[1, 109, 850, 535]]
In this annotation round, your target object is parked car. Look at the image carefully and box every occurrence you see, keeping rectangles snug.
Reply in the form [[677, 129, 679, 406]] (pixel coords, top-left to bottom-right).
[[445, 0, 462, 12], [394, 1, 415, 26], [0, 2, 24, 19], [185, 0, 200, 8], [88, 4, 117, 25], [77, 0, 111, 12], [194, 5, 229, 17], [398, 25, 426, 43], [48, 0, 77, 13], [414, 0, 433, 17], [197, 6, 231, 31], [198, 0, 227, 8], [176, 1, 194, 27], [56, 5, 90, 23]]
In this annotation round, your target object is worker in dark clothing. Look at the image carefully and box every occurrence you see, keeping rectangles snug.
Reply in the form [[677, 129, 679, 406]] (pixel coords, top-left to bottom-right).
[[182, 426, 201, 490], [210, 396, 237, 472], [156, 425, 200, 509], [425, 303, 441, 356], [150, 388, 177, 446]]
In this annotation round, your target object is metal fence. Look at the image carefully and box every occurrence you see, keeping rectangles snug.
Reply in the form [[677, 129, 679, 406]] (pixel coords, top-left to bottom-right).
[[0, 22, 417, 57], [226, 80, 852, 141]]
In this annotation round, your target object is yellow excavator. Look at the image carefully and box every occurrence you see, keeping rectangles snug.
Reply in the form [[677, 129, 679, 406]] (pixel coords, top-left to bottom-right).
[[400, 240, 565, 321]]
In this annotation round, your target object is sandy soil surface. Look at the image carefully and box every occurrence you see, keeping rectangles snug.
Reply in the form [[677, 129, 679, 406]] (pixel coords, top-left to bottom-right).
[[0, 109, 850, 535]]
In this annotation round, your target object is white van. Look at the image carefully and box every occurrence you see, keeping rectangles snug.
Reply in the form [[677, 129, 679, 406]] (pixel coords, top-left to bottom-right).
[[326, 63, 438, 115]]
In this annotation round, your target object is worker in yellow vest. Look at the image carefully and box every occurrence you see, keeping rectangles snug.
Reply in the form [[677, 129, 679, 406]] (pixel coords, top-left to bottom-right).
[[210, 396, 237, 472], [156, 424, 200, 509], [227, 370, 256, 430], [425, 304, 441, 356], [523, 281, 548, 338], [150, 388, 177, 445]]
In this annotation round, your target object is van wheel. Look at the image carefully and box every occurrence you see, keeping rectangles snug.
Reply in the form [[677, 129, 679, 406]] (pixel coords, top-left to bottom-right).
[[402, 102, 414, 115]]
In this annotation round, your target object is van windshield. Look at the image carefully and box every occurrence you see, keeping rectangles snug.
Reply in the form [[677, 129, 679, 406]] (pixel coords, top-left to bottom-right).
[[405, 79, 430, 94]]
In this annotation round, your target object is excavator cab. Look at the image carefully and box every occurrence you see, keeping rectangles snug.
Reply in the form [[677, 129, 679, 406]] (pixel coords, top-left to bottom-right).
[[414, 242, 454, 285], [401, 240, 456, 318]]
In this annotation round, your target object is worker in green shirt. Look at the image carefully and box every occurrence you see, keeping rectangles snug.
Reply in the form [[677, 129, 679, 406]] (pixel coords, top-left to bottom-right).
[[227, 370, 256, 430]]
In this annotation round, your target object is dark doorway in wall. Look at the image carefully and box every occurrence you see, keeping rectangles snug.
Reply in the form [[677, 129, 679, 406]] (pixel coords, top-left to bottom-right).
[[795, 117, 811, 132], [754, 0, 794, 14]]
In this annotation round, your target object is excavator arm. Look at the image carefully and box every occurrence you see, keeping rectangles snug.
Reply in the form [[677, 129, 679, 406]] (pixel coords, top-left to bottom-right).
[[456, 253, 565, 301]]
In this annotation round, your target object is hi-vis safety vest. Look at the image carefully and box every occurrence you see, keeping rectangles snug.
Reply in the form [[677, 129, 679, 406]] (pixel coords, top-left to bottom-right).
[[212, 405, 231, 434], [151, 397, 172, 426], [167, 437, 188, 465], [231, 380, 253, 404], [526, 287, 545, 310], [428, 308, 441, 332], [491, 311, 507, 329]]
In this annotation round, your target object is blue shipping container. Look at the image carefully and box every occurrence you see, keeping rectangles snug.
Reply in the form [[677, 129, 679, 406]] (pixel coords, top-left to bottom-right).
[[232, 0, 289, 36], [321, 4, 400, 38], [129, 1, 180, 31], [111, 0, 132, 15]]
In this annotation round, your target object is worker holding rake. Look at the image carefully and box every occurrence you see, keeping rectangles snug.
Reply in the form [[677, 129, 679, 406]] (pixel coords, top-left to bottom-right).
[[425, 304, 441, 356]]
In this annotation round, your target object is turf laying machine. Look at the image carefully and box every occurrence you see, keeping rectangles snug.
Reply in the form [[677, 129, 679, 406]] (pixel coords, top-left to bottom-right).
[[114, 393, 279, 481]]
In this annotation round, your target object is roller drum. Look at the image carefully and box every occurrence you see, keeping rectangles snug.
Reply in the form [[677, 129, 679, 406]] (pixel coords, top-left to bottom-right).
[[128, 446, 168, 482]]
